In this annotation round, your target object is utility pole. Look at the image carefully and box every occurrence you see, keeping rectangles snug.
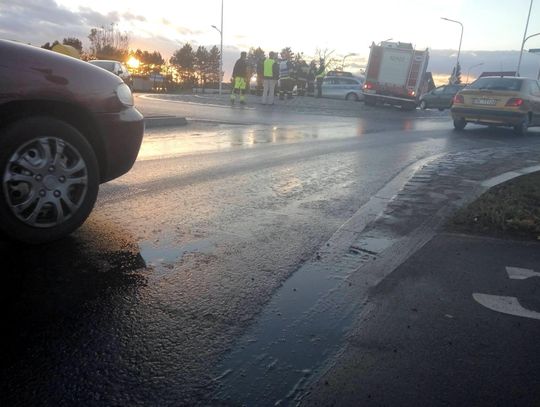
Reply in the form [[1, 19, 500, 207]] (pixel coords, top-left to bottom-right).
[[441, 17, 464, 84], [211, 0, 224, 95], [517, 0, 534, 76]]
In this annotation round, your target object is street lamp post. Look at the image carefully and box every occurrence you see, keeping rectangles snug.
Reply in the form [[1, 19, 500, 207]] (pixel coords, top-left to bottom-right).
[[531, 46, 540, 79], [211, 0, 224, 95], [516, 0, 534, 76], [441, 17, 464, 83], [466, 62, 484, 84], [341, 53, 357, 70], [518, 32, 540, 77]]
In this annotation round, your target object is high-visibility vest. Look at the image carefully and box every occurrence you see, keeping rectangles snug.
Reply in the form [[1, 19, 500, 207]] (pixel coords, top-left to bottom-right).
[[316, 68, 326, 79], [263, 58, 275, 78]]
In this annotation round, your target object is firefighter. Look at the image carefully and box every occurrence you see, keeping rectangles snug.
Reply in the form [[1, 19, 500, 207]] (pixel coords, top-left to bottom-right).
[[278, 52, 294, 100], [315, 58, 325, 98], [256, 55, 265, 96], [261, 51, 279, 105], [307, 60, 317, 95], [295, 60, 309, 96], [230, 51, 249, 105]]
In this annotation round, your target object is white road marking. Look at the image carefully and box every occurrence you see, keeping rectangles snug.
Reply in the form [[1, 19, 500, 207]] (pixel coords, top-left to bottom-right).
[[473, 293, 540, 320], [506, 266, 540, 280]]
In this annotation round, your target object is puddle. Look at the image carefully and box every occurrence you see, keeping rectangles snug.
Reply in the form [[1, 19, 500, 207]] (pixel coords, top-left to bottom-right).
[[139, 238, 216, 269]]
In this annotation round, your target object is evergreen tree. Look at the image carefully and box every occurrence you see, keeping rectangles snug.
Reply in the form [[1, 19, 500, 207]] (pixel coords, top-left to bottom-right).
[[170, 43, 196, 88]]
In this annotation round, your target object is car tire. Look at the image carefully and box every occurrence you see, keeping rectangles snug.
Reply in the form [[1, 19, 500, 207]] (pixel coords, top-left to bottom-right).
[[513, 118, 529, 136], [453, 118, 467, 131], [346, 92, 359, 101], [419, 100, 427, 110], [0, 117, 99, 243]]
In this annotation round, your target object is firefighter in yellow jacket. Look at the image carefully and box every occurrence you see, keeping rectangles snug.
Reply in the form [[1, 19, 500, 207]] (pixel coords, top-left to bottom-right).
[[231, 51, 249, 105]]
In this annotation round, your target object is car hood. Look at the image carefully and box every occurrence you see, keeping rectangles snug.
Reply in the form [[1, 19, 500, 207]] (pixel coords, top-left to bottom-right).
[[0, 39, 124, 112]]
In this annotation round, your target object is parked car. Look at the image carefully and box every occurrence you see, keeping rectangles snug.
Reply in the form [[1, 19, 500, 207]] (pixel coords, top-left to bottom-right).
[[451, 76, 540, 135], [89, 59, 133, 88], [0, 39, 144, 243], [419, 84, 465, 110], [325, 70, 354, 77], [321, 76, 365, 101]]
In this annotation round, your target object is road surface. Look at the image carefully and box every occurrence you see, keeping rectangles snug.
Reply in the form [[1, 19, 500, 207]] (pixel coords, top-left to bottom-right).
[[2, 94, 539, 405]]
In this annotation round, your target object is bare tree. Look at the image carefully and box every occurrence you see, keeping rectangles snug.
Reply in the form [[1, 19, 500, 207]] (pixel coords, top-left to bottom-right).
[[315, 48, 337, 72], [88, 23, 129, 61]]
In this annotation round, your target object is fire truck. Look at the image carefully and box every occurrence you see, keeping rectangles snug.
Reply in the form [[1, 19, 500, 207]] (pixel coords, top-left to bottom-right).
[[362, 41, 430, 110]]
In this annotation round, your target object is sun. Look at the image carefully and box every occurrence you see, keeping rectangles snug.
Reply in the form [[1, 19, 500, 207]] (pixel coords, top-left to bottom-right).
[[127, 56, 140, 69]]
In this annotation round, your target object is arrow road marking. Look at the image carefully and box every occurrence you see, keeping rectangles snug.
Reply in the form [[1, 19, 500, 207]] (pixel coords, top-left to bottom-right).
[[473, 293, 540, 321], [506, 266, 540, 280]]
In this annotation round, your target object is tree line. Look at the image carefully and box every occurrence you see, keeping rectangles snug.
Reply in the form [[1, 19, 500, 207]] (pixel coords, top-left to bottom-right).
[[41, 24, 337, 91]]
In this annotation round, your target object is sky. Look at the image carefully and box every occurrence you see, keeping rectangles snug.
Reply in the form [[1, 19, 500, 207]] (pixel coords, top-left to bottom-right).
[[1, 0, 540, 80]]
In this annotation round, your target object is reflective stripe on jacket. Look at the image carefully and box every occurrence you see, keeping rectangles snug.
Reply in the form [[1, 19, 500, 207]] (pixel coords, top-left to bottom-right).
[[279, 61, 290, 79]]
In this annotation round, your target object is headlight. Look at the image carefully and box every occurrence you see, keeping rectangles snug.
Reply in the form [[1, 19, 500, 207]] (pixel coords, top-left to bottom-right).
[[116, 83, 134, 106]]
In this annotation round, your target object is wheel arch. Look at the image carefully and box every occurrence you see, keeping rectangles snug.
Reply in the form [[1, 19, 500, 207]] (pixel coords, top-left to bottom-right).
[[0, 100, 107, 182]]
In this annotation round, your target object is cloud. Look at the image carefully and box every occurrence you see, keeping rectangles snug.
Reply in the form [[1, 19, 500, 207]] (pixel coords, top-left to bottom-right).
[[428, 49, 539, 80], [0, 0, 195, 55], [122, 12, 146, 23]]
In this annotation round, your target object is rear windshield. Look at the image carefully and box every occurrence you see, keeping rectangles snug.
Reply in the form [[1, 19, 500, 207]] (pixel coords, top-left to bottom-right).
[[90, 61, 115, 72], [468, 78, 523, 91]]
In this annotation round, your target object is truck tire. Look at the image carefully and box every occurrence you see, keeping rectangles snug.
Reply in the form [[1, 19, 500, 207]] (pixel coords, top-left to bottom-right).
[[401, 102, 416, 111], [364, 96, 377, 106]]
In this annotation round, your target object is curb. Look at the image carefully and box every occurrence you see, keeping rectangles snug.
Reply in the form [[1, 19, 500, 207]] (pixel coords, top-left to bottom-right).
[[144, 116, 188, 129]]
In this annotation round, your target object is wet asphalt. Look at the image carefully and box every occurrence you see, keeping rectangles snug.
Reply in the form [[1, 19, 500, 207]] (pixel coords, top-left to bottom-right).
[[2, 94, 540, 406], [301, 234, 540, 407]]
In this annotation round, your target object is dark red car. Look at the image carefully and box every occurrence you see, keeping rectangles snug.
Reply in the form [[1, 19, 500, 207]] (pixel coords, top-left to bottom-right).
[[0, 39, 144, 243]]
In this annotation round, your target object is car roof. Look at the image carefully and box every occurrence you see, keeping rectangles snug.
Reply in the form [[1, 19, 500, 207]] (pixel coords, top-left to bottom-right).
[[325, 75, 364, 80], [477, 76, 525, 80], [90, 59, 122, 63]]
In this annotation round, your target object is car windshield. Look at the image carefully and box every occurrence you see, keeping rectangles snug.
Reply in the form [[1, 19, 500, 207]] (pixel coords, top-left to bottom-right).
[[468, 78, 523, 91], [89, 61, 115, 72]]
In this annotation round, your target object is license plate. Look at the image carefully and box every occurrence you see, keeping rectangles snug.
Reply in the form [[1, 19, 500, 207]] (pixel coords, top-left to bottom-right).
[[472, 98, 497, 106]]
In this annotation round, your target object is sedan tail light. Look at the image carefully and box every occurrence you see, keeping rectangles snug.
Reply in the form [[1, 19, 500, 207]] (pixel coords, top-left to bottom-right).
[[505, 98, 524, 107], [453, 94, 464, 104], [364, 82, 374, 90]]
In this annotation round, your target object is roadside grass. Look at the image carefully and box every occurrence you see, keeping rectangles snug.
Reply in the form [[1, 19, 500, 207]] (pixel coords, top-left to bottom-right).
[[449, 172, 540, 240]]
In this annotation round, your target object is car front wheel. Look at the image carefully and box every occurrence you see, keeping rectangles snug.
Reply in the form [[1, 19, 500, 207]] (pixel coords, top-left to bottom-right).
[[346, 92, 359, 101], [0, 117, 99, 243]]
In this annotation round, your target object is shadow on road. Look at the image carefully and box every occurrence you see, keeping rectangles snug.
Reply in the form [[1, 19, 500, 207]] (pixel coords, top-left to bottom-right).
[[0, 217, 147, 366]]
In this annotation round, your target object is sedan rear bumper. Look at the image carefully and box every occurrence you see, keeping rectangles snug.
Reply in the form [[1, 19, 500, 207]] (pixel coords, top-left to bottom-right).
[[451, 107, 526, 126]]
